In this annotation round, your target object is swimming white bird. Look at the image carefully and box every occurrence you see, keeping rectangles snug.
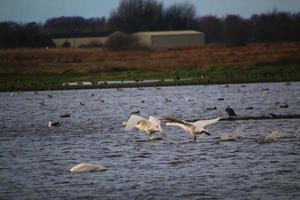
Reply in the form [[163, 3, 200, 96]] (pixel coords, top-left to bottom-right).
[[219, 131, 243, 141], [185, 97, 191, 102], [165, 117, 221, 142], [48, 121, 60, 127], [70, 163, 107, 173], [219, 133, 232, 141], [124, 114, 162, 136], [263, 131, 281, 142], [10, 93, 17, 97], [260, 88, 269, 95]]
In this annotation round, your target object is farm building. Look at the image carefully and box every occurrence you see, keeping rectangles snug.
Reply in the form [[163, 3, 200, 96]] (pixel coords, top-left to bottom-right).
[[50, 30, 205, 48], [134, 30, 205, 48], [50, 32, 111, 48]]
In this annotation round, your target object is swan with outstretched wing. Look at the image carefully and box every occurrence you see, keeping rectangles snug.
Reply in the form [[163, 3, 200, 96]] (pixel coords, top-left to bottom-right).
[[124, 114, 162, 135], [165, 116, 221, 142]]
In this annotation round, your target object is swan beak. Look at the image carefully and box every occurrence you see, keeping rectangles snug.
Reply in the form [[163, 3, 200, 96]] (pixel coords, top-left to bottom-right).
[[204, 131, 211, 136]]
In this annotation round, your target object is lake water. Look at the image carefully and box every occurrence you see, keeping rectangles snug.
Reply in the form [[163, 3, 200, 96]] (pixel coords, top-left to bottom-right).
[[1, 82, 299, 199]]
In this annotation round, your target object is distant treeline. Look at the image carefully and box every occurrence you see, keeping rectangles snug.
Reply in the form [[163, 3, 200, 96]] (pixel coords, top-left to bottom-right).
[[1, 0, 300, 48]]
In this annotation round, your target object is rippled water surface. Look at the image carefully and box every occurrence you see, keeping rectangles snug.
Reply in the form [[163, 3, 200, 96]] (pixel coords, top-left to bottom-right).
[[1, 82, 300, 199]]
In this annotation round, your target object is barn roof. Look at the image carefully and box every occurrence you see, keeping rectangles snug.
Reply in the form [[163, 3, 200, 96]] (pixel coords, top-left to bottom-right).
[[134, 30, 203, 36]]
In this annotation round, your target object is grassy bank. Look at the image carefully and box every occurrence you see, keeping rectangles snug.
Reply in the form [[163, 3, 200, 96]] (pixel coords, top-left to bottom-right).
[[0, 42, 300, 91]]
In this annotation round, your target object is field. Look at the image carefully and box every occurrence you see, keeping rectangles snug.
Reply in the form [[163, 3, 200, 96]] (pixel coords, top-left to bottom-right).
[[0, 42, 300, 91]]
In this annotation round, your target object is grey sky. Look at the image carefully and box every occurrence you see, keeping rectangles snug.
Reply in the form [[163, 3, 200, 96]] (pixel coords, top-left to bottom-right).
[[0, 0, 300, 23]]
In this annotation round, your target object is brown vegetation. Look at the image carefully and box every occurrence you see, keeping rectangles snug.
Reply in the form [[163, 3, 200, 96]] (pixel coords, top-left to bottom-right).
[[0, 42, 299, 74]]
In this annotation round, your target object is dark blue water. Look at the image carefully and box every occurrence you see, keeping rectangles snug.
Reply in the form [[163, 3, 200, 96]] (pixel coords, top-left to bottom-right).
[[1, 82, 299, 199]]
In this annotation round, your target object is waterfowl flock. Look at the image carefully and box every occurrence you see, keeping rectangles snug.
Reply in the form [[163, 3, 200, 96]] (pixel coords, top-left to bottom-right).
[[38, 83, 297, 146], [122, 114, 222, 142], [7, 83, 298, 174], [122, 112, 295, 145], [116, 82, 297, 146]]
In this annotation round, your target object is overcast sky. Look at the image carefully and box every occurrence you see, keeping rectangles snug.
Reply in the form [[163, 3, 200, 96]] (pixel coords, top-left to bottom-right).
[[1, 0, 300, 23]]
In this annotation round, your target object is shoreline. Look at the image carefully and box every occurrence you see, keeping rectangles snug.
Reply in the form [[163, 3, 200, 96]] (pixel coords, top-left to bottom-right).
[[1, 63, 299, 92], [1, 79, 299, 93]]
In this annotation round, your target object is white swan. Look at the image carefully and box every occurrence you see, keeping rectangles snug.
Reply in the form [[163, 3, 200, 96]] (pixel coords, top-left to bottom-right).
[[124, 114, 162, 136], [165, 117, 221, 141], [219, 132, 243, 141], [70, 163, 107, 173], [260, 88, 269, 95], [219, 133, 233, 141], [219, 127, 243, 141], [263, 131, 281, 142]]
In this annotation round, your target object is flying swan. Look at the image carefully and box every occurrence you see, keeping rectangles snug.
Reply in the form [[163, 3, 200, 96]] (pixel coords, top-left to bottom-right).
[[164, 117, 221, 142], [124, 114, 162, 136]]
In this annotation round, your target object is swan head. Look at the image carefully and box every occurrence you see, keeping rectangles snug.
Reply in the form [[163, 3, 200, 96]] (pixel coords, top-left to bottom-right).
[[203, 128, 211, 136], [197, 127, 211, 136], [135, 120, 142, 126], [121, 121, 127, 127], [135, 120, 146, 130]]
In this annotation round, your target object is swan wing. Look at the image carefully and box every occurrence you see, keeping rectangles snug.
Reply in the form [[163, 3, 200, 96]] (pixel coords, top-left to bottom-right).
[[193, 117, 221, 129], [124, 114, 145, 131], [148, 116, 163, 131], [148, 116, 161, 126], [165, 122, 191, 132], [164, 116, 190, 125]]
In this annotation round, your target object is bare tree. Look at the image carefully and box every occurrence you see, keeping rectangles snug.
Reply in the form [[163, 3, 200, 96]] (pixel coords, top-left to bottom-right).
[[108, 0, 164, 33], [197, 15, 223, 43], [164, 2, 197, 30]]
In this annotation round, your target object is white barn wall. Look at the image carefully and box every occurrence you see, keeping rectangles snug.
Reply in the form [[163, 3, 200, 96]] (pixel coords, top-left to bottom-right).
[[52, 37, 108, 48], [135, 30, 205, 48], [152, 34, 205, 47], [51, 30, 205, 48]]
